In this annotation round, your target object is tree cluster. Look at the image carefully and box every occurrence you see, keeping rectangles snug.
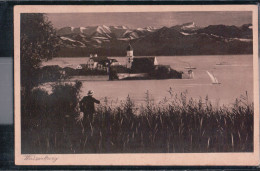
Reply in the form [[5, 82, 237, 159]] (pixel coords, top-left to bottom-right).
[[21, 13, 60, 95]]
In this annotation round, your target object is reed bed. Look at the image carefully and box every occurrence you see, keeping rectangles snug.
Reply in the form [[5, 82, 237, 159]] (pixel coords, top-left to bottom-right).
[[80, 91, 253, 153], [21, 83, 253, 154]]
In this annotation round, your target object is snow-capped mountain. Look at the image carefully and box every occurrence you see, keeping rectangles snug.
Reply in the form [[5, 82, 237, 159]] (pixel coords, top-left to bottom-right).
[[171, 22, 200, 32], [181, 22, 199, 31], [57, 25, 158, 39], [57, 25, 159, 47], [111, 25, 129, 29], [56, 22, 253, 57], [57, 25, 112, 37]]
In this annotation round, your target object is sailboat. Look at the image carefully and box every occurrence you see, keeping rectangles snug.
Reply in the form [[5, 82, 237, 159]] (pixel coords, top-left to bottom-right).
[[216, 56, 228, 65], [206, 71, 221, 84]]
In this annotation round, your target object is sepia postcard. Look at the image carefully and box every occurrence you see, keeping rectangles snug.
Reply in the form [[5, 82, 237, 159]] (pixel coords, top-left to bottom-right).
[[14, 5, 259, 166]]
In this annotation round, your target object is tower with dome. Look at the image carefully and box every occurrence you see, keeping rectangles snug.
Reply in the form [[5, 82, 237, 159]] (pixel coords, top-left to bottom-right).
[[126, 43, 134, 69]]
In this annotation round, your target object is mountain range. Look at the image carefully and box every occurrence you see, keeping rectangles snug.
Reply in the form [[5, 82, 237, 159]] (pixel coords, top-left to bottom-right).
[[56, 22, 253, 57]]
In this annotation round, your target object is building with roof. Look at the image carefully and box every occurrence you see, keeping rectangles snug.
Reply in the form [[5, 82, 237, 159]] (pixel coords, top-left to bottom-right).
[[116, 43, 182, 80], [87, 56, 108, 70], [109, 59, 121, 66], [131, 56, 158, 73], [87, 55, 120, 71], [125, 43, 159, 72]]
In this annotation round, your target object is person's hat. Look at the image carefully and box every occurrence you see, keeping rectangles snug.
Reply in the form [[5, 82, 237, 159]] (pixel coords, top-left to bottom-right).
[[88, 90, 94, 96]]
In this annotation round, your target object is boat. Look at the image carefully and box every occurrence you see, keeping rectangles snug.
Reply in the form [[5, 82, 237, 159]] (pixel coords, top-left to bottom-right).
[[206, 71, 221, 84]]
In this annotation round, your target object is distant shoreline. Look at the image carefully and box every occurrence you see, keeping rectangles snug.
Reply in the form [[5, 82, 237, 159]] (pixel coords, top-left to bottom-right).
[[53, 54, 253, 58]]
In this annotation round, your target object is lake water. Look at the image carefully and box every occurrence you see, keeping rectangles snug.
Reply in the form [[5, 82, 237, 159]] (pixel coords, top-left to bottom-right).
[[42, 55, 253, 107]]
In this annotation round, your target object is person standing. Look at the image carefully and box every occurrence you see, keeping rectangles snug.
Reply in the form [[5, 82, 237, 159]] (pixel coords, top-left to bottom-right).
[[79, 90, 100, 126], [77, 90, 100, 152]]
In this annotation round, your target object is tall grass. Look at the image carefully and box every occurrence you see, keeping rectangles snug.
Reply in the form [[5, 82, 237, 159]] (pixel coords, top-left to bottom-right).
[[21, 84, 253, 153]]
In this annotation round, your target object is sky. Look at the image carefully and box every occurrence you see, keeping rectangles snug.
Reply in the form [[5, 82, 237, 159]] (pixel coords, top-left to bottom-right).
[[47, 11, 252, 29]]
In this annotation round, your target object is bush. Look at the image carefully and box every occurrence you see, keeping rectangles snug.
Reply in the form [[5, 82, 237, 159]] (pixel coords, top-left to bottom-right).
[[21, 81, 82, 153]]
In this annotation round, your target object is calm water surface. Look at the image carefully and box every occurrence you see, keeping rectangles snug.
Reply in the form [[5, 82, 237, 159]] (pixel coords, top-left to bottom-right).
[[42, 55, 253, 106]]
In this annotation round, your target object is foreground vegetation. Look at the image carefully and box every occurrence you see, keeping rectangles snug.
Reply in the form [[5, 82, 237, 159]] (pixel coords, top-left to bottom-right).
[[21, 82, 253, 154]]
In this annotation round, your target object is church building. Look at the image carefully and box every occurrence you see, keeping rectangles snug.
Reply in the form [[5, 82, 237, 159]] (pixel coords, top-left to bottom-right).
[[125, 43, 159, 73]]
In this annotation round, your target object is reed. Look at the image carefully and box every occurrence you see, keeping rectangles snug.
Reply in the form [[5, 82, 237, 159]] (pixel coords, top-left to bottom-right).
[[21, 83, 253, 154]]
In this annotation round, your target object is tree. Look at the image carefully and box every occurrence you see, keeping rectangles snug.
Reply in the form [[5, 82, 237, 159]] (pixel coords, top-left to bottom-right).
[[21, 13, 60, 95]]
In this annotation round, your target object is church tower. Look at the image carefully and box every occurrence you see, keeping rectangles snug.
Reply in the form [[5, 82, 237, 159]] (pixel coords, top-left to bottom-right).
[[126, 43, 134, 69]]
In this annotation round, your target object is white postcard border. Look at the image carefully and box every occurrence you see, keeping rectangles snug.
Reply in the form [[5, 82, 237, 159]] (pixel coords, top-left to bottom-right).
[[14, 5, 259, 166]]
